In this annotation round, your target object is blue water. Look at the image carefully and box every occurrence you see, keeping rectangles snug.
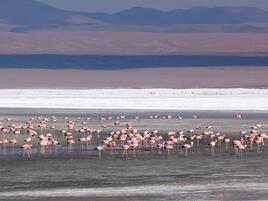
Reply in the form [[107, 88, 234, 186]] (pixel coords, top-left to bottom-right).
[[0, 55, 268, 69]]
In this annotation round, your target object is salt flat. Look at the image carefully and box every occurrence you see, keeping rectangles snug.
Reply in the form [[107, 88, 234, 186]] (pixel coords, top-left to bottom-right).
[[0, 88, 267, 110]]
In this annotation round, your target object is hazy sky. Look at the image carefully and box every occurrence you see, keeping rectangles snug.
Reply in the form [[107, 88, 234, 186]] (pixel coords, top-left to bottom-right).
[[38, 0, 267, 13]]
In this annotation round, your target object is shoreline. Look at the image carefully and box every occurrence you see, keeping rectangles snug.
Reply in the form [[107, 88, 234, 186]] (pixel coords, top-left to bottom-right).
[[0, 88, 267, 110]]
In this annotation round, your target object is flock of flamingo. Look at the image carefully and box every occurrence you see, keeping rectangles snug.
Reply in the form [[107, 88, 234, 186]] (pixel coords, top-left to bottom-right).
[[0, 113, 267, 158]]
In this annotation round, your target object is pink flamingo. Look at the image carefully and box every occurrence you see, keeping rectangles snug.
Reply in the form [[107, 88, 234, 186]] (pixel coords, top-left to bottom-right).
[[95, 145, 105, 158], [182, 141, 194, 157], [122, 145, 130, 157], [209, 141, 217, 155], [21, 144, 32, 158], [224, 138, 231, 150], [165, 144, 174, 156]]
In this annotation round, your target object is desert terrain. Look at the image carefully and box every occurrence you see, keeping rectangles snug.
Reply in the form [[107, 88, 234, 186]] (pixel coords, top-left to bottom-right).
[[0, 67, 267, 88], [0, 32, 267, 55]]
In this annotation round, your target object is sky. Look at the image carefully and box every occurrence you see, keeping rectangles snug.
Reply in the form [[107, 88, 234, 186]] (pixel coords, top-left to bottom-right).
[[38, 0, 267, 13]]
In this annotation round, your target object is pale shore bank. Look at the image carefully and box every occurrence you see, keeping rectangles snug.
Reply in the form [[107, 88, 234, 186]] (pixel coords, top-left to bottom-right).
[[0, 67, 268, 89]]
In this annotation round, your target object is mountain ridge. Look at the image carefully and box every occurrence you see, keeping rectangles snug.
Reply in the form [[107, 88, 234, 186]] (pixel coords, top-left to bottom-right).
[[1, 0, 268, 32]]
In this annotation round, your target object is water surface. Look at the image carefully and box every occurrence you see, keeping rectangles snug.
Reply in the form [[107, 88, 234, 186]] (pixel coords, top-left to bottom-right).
[[0, 55, 268, 69], [0, 109, 267, 201]]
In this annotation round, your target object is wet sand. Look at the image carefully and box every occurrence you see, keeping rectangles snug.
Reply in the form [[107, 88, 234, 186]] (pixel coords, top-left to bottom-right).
[[0, 67, 268, 88], [0, 109, 268, 201]]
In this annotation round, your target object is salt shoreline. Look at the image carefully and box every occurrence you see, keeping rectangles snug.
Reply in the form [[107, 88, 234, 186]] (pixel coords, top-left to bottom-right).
[[0, 88, 267, 110]]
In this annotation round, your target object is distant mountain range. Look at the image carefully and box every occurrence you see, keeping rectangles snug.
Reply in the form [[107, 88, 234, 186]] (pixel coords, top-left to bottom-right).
[[86, 6, 268, 25], [2, 0, 268, 32]]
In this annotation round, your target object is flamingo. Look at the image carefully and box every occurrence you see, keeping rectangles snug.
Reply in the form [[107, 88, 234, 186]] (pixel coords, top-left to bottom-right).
[[165, 144, 174, 156], [236, 114, 242, 119], [122, 145, 130, 157], [21, 144, 32, 158], [182, 141, 194, 157], [209, 141, 217, 155], [95, 145, 105, 158], [224, 138, 231, 150]]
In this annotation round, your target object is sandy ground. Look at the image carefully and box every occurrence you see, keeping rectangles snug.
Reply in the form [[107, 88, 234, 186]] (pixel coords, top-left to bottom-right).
[[0, 67, 267, 88], [0, 32, 268, 55]]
